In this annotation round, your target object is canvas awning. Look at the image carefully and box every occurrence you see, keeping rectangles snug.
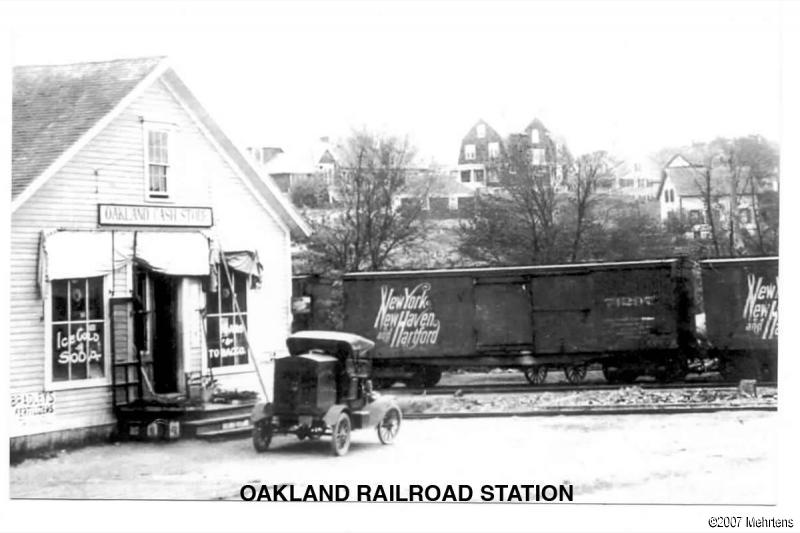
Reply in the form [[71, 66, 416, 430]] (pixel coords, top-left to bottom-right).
[[38, 230, 213, 285]]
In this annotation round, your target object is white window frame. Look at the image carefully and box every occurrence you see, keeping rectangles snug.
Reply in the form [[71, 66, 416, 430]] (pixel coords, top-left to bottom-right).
[[464, 144, 476, 161], [532, 148, 546, 166], [530, 129, 540, 144], [476, 124, 486, 139], [204, 270, 251, 372], [44, 275, 112, 391], [488, 142, 500, 159], [143, 124, 176, 203]]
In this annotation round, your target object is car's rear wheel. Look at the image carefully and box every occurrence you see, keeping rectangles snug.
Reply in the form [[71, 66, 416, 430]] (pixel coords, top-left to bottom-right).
[[377, 408, 401, 445], [252, 421, 272, 453], [330, 412, 352, 456]]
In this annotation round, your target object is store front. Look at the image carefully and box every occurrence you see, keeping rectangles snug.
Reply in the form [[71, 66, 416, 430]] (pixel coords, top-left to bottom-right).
[[11, 56, 309, 456]]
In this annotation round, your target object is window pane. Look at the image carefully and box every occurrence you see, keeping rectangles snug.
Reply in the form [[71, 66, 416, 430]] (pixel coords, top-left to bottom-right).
[[206, 317, 220, 368], [88, 277, 104, 320], [219, 316, 236, 367], [235, 315, 249, 365], [206, 282, 219, 314], [52, 323, 70, 381], [52, 280, 68, 322], [87, 322, 105, 378], [220, 275, 233, 313], [69, 280, 88, 321], [234, 272, 247, 312], [149, 165, 167, 193], [69, 324, 88, 380]]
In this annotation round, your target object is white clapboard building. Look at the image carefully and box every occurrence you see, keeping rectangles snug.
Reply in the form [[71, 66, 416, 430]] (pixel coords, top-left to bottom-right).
[[10, 57, 310, 454]]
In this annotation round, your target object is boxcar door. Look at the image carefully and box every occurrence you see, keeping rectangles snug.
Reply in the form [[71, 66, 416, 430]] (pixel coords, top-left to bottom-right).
[[473, 277, 534, 351], [531, 273, 596, 354]]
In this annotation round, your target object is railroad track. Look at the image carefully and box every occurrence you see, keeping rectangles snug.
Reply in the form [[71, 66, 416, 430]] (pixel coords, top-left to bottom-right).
[[382, 380, 778, 396]]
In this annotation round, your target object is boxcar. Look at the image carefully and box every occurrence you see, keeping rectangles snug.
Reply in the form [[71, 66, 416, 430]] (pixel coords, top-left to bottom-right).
[[342, 258, 695, 386], [700, 257, 778, 381]]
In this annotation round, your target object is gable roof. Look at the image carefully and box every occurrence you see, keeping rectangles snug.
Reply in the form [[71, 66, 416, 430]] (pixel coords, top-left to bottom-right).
[[12, 56, 166, 198], [656, 163, 751, 200], [11, 56, 310, 238]]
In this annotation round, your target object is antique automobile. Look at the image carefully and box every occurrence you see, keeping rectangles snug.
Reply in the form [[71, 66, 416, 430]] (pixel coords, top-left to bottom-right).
[[250, 331, 402, 456]]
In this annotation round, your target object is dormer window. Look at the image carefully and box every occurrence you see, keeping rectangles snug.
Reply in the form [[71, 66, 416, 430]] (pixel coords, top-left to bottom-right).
[[530, 129, 540, 144], [476, 124, 486, 138], [146, 129, 170, 199], [465, 144, 476, 161]]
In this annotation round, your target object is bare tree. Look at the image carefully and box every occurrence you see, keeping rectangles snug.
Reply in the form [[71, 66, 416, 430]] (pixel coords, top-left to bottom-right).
[[304, 130, 428, 271], [567, 151, 610, 262], [458, 132, 570, 265]]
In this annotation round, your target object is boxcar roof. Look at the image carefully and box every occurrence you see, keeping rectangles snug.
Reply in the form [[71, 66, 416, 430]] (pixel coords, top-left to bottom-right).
[[343, 258, 680, 280], [700, 256, 778, 265]]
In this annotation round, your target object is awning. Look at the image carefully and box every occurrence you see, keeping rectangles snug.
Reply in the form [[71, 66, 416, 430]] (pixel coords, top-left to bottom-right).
[[135, 231, 212, 276], [224, 250, 263, 280], [38, 230, 213, 285]]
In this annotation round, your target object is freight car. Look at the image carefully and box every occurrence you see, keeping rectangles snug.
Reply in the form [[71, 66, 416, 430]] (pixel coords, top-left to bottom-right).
[[341, 258, 698, 387], [700, 257, 778, 381]]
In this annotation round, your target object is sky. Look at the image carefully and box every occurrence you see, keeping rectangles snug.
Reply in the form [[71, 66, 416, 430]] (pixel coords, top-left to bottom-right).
[[4, 1, 785, 166]]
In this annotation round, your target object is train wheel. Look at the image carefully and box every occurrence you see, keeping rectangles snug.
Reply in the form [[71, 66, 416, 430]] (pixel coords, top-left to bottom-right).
[[252, 421, 272, 453], [564, 365, 588, 384], [602, 365, 619, 384], [421, 367, 442, 388], [523, 366, 548, 385], [330, 412, 352, 457], [377, 408, 402, 445]]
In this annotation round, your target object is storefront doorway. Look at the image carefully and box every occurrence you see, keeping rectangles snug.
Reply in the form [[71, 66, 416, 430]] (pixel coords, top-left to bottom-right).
[[133, 267, 182, 394]]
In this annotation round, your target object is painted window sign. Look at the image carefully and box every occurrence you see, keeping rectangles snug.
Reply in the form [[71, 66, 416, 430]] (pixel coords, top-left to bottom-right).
[[206, 270, 249, 367], [743, 274, 778, 340], [373, 283, 441, 349], [51, 278, 105, 382]]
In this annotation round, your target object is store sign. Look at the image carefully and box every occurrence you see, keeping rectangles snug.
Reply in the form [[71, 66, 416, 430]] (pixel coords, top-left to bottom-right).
[[98, 203, 213, 227], [11, 391, 56, 419]]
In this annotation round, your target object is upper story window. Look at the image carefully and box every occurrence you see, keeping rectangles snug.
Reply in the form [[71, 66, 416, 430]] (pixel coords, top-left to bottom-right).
[[464, 144, 476, 161], [532, 148, 546, 166], [146, 129, 170, 199], [530, 129, 540, 144], [488, 142, 500, 159], [476, 124, 486, 138]]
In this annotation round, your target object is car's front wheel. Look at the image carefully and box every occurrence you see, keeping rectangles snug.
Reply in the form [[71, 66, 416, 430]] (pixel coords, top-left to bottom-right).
[[330, 412, 352, 456], [377, 407, 401, 445]]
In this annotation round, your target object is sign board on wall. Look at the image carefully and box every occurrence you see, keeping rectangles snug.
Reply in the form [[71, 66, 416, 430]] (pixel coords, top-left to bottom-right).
[[98, 203, 213, 227], [11, 391, 56, 420]]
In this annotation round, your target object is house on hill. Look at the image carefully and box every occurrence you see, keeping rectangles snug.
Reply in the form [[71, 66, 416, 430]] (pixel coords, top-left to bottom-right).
[[456, 119, 505, 187], [11, 57, 310, 455], [657, 154, 756, 238]]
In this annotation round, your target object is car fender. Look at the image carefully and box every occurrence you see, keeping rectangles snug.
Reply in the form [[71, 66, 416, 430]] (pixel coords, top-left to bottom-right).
[[366, 395, 401, 426], [323, 405, 350, 427], [250, 402, 273, 424]]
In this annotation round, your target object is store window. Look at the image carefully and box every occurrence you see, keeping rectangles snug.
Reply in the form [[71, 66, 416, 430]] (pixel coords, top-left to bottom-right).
[[206, 270, 249, 368], [147, 129, 170, 198], [51, 278, 105, 382]]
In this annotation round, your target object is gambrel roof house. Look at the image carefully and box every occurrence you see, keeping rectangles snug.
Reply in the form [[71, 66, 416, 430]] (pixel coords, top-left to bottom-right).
[[10, 56, 310, 456]]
